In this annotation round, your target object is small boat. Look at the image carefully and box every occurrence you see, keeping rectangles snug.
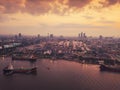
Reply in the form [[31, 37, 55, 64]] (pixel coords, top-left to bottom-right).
[[3, 64, 37, 75], [100, 64, 120, 73]]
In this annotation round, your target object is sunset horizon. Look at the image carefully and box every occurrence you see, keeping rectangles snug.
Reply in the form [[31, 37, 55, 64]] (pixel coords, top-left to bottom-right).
[[0, 0, 120, 37], [0, 1, 120, 90]]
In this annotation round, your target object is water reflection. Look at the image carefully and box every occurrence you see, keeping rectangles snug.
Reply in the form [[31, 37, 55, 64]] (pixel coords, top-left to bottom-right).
[[0, 58, 120, 90], [0, 56, 5, 61]]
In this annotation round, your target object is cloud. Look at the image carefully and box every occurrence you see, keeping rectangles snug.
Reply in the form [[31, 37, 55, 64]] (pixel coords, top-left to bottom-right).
[[82, 16, 94, 19], [0, 0, 93, 15], [55, 23, 110, 29], [0, 0, 26, 13], [0, 0, 54, 14], [107, 0, 120, 5], [99, 0, 120, 7], [0, 15, 11, 22], [0, 0, 120, 15], [0, 5, 5, 13], [24, 0, 54, 14], [68, 0, 91, 8], [98, 20, 115, 24]]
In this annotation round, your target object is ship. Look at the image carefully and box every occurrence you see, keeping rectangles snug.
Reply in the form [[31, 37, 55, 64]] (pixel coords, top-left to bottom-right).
[[100, 64, 120, 73], [12, 55, 37, 62], [3, 64, 37, 75]]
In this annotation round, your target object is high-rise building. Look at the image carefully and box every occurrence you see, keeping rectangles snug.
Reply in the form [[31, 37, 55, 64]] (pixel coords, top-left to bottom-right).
[[15, 35, 18, 39], [78, 32, 87, 40], [99, 35, 103, 40], [78, 33, 81, 38], [38, 34, 40, 38], [50, 34, 53, 38], [81, 32, 83, 38], [18, 33, 22, 38], [83, 33, 86, 38]]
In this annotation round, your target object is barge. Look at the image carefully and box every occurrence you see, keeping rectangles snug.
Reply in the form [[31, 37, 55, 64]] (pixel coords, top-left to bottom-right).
[[3, 64, 37, 75], [100, 64, 120, 73]]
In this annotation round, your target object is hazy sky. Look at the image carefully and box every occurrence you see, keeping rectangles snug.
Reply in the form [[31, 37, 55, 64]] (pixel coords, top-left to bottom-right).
[[0, 0, 120, 37]]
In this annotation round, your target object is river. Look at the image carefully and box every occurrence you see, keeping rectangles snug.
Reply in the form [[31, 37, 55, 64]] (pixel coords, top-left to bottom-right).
[[0, 57, 120, 90]]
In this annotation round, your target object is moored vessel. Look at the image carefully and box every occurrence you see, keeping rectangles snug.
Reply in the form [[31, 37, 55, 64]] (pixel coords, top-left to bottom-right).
[[100, 64, 120, 73], [12, 55, 37, 61], [3, 64, 37, 75]]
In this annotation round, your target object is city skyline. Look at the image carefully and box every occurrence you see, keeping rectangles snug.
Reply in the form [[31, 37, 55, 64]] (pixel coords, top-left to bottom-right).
[[0, 0, 120, 37]]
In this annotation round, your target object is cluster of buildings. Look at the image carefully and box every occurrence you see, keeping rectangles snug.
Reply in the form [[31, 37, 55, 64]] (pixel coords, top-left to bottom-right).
[[0, 33, 120, 64], [31, 40, 90, 59], [78, 32, 87, 40]]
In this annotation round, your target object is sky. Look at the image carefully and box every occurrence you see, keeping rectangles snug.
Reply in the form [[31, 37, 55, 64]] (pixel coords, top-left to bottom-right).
[[0, 0, 120, 37]]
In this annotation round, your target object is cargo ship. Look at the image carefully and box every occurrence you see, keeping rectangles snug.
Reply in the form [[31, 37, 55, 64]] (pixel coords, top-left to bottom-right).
[[12, 55, 37, 61], [100, 64, 120, 73], [3, 64, 37, 75]]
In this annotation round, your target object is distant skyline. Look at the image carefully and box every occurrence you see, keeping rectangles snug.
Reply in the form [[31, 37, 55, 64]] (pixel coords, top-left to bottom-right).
[[0, 0, 120, 37]]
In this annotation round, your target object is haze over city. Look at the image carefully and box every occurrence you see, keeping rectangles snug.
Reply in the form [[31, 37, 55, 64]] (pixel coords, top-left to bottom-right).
[[0, 1, 120, 90], [0, 0, 120, 37]]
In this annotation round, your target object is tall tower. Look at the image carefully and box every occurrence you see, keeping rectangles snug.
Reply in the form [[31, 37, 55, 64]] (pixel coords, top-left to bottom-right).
[[81, 32, 83, 38], [50, 34, 53, 38], [38, 34, 40, 38], [18, 33, 22, 38], [78, 33, 81, 38]]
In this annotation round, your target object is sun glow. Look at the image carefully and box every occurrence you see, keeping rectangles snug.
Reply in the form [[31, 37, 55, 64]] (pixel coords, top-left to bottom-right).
[[0, 0, 120, 36]]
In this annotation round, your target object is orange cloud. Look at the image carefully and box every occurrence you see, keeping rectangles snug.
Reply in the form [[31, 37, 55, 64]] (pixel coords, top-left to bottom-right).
[[0, 0, 120, 15], [0, 0, 93, 15], [68, 0, 91, 8], [99, 0, 120, 7], [107, 0, 120, 5], [0, 0, 26, 13], [24, 0, 54, 14]]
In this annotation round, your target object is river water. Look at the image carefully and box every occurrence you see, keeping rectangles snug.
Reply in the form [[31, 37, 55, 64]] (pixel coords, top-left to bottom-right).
[[0, 57, 120, 90]]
